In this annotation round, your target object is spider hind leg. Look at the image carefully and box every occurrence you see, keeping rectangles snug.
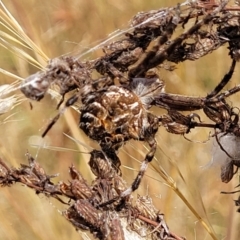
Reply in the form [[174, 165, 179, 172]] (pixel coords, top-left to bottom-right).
[[98, 136, 157, 208], [121, 137, 157, 198]]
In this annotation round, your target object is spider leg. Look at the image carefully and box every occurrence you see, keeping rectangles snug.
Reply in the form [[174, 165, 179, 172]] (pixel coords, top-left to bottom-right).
[[121, 137, 157, 197], [154, 60, 236, 112], [206, 59, 236, 99], [56, 93, 65, 110], [210, 83, 240, 102], [98, 137, 157, 208], [42, 94, 79, 137], [42, 113, 61, 138]]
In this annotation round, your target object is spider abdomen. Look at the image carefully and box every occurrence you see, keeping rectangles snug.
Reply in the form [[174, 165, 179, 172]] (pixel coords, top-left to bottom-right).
[[80, 85, 148, 149]]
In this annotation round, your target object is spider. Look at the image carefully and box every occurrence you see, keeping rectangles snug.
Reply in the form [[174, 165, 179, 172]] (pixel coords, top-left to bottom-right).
[[20, 55, 240, 207], [79, 77, 164, 204], [19, 0, 237, 206], [21, 62, 166, 204]]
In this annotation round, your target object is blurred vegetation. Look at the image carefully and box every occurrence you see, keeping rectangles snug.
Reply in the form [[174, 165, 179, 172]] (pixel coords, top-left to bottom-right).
[[0, 0, 239, 239]]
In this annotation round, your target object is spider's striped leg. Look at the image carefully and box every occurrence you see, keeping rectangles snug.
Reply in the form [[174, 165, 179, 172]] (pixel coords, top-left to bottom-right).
[[121, 137, 157, 198], [42, 94, 79, 137], [206, 59, 236, 99], [98, 137, 157, 208]]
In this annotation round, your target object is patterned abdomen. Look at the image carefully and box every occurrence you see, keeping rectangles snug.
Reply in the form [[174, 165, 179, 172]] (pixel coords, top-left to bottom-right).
[[80, 85, 148, 150]]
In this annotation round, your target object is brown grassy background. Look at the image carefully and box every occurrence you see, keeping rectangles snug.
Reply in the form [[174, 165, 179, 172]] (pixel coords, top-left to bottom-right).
[[0, 0, 239, 239]]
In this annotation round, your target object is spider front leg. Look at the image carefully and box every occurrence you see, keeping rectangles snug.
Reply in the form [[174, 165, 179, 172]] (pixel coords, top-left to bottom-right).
[[42, 94, 79, 137]]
